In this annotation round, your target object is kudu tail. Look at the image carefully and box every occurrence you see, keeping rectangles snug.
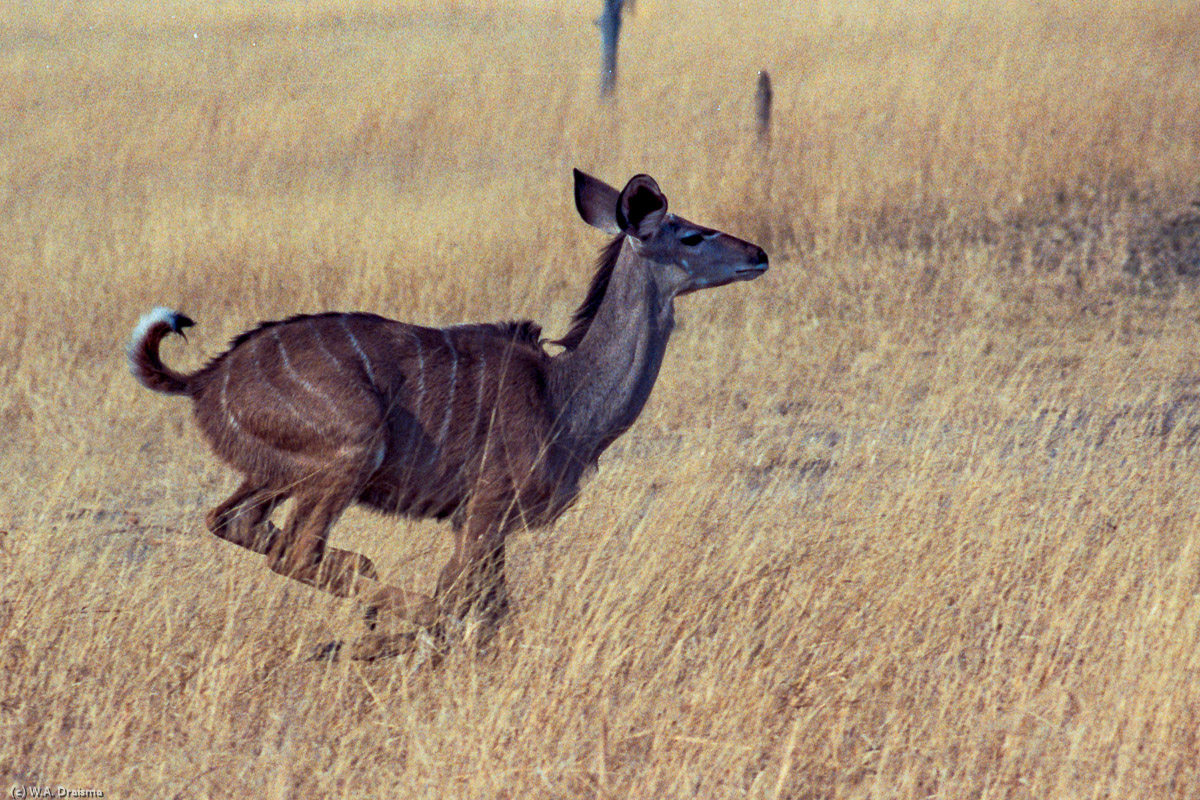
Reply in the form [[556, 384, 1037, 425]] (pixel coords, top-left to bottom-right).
[[127, 307, 197, 395]]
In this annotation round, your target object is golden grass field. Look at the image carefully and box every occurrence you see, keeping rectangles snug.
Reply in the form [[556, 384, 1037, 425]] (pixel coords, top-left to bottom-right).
[[3, 0, 1200, 796]]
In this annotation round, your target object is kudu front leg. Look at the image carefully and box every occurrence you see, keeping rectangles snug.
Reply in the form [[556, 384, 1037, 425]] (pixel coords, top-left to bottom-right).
[[435, 524, 511, 637]]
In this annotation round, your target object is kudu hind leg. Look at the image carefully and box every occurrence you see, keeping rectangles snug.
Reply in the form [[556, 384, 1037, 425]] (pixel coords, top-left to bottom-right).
[[207, 478, 285, 555], [266, 490, 379, 595], [266, 487, 440, 662], [361, 584, 439, 629], [319, 538, 507, 663]]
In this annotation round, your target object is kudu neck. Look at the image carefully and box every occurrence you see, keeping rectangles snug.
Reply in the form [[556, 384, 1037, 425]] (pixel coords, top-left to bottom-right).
[[548, 242, 676, 463]]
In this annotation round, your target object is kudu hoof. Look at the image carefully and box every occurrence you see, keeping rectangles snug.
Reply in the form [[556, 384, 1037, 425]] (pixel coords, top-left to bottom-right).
[[307, 632, 427, 663], [307, 639, 343, 662], [431, 613, 504, 653]]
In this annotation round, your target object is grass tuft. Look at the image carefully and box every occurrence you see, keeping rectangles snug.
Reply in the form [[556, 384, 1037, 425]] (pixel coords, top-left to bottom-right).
[[2, 0, 1200, 796]]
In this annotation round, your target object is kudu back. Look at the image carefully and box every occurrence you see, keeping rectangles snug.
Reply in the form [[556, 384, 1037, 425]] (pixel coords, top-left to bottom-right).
[[128, 169, 768, 660]]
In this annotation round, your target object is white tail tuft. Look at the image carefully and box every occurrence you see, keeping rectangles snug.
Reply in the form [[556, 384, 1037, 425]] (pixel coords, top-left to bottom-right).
[[129, 307, 183, 354], [127, 306, 195, 394]]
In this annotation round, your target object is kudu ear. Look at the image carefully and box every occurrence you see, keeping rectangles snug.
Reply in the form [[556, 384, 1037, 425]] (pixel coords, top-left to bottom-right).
[[574, 169, 622, 235], [616, 174, 668, 240]]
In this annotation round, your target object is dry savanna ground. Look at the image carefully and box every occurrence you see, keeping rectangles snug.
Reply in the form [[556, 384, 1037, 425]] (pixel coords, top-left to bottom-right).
[[3, 0, 1200, 797]]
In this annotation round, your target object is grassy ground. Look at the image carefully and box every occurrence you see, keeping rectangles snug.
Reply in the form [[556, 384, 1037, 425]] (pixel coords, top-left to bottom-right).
[[2, 0, 1200, 796]]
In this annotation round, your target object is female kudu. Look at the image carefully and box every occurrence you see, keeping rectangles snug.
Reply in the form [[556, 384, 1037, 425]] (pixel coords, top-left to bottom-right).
[[128, 169, 768, 660]]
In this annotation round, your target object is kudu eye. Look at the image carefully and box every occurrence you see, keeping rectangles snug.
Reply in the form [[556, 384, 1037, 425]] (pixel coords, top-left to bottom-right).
[[680, 232, 704, 246]]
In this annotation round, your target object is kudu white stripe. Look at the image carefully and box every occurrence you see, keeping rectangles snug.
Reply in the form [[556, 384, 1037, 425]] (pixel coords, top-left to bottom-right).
[[470, 347, 488, 439], [437, 330, 459, 449], [255, 335, 322, 435], [340, 317, 377, 388], [219, 368, 242, 433], [274, 328, 347, 425]]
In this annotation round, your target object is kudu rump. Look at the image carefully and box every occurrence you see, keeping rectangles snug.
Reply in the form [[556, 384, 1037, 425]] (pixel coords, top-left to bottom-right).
[[129, 170, 768, 660]]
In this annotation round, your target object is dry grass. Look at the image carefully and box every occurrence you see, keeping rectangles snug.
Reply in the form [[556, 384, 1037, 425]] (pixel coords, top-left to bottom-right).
[[3, 0, 1200, 796]]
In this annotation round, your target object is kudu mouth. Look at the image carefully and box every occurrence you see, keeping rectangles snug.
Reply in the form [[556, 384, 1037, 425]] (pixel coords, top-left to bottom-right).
[[734, 247, 770, 279], [676, 247, 768, 296]]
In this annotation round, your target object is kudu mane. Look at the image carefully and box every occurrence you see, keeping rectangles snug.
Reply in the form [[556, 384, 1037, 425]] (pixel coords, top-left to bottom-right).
[[553, 233, 626, 351]]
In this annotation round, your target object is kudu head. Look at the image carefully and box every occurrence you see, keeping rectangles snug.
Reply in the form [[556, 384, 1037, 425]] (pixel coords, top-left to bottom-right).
[[573, 169, 768, 296]]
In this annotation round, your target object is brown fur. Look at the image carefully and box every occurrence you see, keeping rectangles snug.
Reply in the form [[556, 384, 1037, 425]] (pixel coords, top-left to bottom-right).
[[128, 169, 768, 660], [131, 309, 590, 657]]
